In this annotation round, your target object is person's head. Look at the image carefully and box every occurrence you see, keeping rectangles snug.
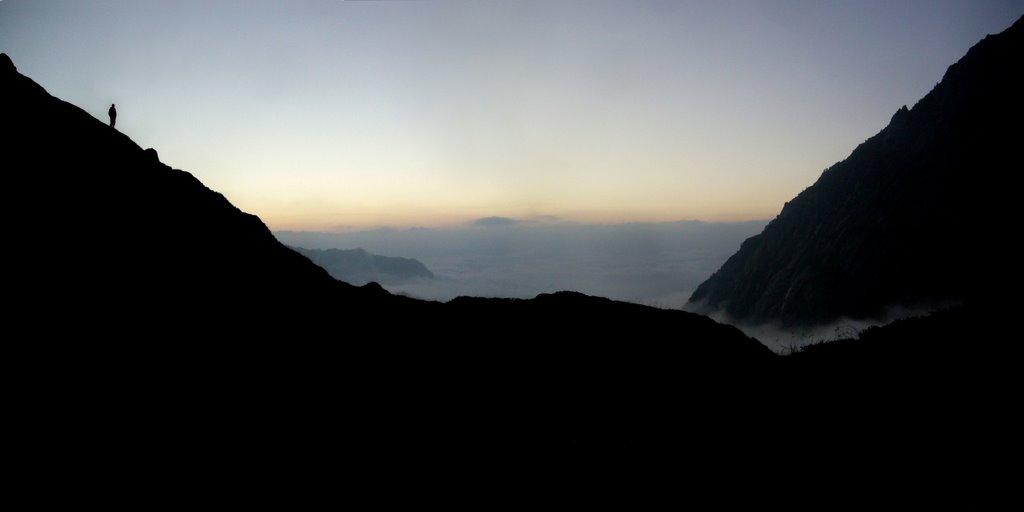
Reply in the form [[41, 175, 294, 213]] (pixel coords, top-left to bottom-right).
[[111, 103, 115, 107]]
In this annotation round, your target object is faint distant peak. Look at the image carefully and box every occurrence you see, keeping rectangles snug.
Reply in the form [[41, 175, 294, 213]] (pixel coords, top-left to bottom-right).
[[474, 216, 520, 227]]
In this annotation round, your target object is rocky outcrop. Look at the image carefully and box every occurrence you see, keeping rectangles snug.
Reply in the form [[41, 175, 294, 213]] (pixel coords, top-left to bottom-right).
[[688, 16, 1024, 327]]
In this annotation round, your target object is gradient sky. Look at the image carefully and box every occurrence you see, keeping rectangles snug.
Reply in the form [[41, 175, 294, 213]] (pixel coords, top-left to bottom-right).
[[2, 1, 1021, 230]]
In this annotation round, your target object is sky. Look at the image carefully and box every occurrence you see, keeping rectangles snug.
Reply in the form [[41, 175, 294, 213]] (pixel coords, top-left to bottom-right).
[[2, 0, 1021, 231]]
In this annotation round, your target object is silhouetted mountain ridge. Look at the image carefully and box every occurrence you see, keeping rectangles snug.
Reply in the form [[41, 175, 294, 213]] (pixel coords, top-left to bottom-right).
[[688, 15, 1024, 327], [292, 246, 433, 285], [2, 49, 783, 463], [3, 52, 763, 351], [5, 57, 351, 315]]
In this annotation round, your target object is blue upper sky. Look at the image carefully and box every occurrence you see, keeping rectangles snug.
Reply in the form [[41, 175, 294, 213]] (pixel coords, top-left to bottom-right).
[[2, 0, 1020, 230]]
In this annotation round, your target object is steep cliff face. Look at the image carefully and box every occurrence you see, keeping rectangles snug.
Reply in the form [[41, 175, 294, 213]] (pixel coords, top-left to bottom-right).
[[688, 16, 1024, 327]]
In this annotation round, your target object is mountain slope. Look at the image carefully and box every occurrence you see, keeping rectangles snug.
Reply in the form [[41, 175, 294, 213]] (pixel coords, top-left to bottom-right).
[[2, 53, 394, 331], [2, 50, 782, 463], [688, 16, 1024, 327]]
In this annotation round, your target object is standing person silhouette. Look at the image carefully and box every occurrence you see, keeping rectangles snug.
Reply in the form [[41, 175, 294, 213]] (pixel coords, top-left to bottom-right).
[[108, 103, 117, 129]]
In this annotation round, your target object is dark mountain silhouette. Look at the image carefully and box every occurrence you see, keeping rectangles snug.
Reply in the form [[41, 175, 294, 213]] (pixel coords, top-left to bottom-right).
[[2, 54, 394, 333], [689, 16, 1024, 327], [1, 51, 779, 485], [0, 50, 766, 354], [292, 246, 434, 285]]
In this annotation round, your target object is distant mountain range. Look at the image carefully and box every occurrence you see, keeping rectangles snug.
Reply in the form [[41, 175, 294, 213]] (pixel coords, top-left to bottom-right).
[[291, 246, 433, 285], [689, 15, 1023, 328]]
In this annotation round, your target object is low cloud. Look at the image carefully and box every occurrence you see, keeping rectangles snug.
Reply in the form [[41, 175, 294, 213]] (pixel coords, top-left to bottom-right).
[[276, 220, 767, 311], [473, 216, 520, 227], [534, 215, 562, 223], [686, 301, 960, 354]]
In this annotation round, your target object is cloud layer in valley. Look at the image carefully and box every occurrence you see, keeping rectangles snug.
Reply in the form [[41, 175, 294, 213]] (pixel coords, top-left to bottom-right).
[[277, 219, 766, 310]]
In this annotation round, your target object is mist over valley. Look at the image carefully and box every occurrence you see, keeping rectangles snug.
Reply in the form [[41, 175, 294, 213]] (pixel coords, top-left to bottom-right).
[[277, 219, 766, 309]]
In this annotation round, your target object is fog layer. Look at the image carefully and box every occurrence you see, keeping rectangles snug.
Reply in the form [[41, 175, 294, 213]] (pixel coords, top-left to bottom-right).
[[690, 302, 961, 353], [277, 220, 766, 309]]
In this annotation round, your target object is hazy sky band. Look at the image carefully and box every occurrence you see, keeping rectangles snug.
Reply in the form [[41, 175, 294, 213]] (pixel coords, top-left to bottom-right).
[[2, 0, 1020, 230]]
